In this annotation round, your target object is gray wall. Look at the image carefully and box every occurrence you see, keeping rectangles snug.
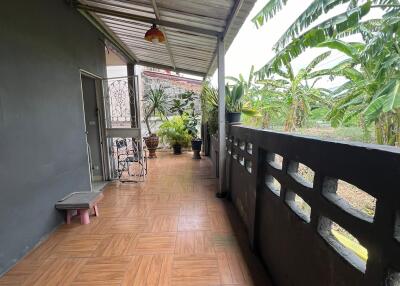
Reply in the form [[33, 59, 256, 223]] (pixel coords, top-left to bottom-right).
[[0, 0, 106, 275]]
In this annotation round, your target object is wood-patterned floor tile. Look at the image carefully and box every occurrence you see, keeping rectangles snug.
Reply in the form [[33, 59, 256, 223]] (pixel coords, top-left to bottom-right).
[[122, 254, 173, 286], [0, 153, 271, 286], [172, 255, 221, 286], [175, 231, 215, 255], [72, 256, 132, 284], [178, 216, 211, 231], [125, 232, 176, 255], [93, 233, 134, 257], [180, 201, 208, 216], [49, 234, 108, 258], [216, 250, 252, 285], [22, 258, 86, 286], [95, 218, 147, 234], [145, 215, 179, 232]]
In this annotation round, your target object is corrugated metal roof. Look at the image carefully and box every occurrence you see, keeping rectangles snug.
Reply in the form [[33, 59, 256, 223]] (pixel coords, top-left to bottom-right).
[[76, 0, 256, 77]]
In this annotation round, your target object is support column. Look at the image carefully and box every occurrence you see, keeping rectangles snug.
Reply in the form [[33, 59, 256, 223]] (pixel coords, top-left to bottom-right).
[[217, 36, 226, 197], [127, 63, 137, 128]]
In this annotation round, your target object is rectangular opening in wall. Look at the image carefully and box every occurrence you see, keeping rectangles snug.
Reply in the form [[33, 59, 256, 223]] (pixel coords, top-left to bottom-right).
[[267, 152, 283, 170], [239, 155, 245, 166], [246, 142, 253, 155], [265, 175, 281, 196], [232, 150, 238, 160], [323, 178, 376, 222], [395, 211, 400, 243], [318, 217, 367, 272], [386, 269, 400, 286], [245, 160, 252, 174], [288, 161, 314, 188], [286, 191, 311, 223], [239, 140, 245, 150]]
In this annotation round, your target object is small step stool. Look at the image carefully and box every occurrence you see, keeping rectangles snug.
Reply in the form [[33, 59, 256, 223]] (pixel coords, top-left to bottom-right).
[[55, 192, 103, 224]]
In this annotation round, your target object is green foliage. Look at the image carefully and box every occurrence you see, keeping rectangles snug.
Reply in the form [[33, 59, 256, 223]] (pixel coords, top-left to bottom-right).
[[170, 91, 200, 139], [200, 82, 218, 135], [251, 0, 400, 146], [225, 83, 258, 115], [257, 52, 333, 131], [254, 1, 372, 79], [158, 116, 191, 147], [322, 14, 400, 145], [143, 86, 169, 135]]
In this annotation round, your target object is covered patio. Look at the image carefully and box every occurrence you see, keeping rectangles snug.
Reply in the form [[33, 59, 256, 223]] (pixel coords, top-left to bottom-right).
[[1, 1, 400, 285], [0, 153, 271, 285]]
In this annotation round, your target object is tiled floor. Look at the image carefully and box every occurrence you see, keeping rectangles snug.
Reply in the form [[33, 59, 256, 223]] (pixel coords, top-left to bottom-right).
[[0, 152, 271, 285]]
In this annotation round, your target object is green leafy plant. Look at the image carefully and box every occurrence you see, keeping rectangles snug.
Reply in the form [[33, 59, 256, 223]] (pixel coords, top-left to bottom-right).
[[225, 83, 258, 115], [170, 91, 200, 139], [201, 82, 219, 135], [158, 116, 191, 147], [143, 86, 169, 135]]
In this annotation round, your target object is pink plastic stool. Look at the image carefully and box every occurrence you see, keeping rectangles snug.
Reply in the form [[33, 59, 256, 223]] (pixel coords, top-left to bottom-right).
[[65, 205, 99, 225]]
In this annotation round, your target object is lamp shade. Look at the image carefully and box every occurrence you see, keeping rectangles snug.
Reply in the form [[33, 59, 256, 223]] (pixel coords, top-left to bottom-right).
[[144, 24, 165, 43]]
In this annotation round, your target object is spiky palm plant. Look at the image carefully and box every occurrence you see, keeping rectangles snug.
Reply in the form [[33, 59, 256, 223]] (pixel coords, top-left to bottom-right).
[[143, 86, 169, 135]]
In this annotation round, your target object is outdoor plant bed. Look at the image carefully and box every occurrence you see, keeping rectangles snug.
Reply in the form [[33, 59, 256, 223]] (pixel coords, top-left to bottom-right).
[[191, 138, 202, 159], [144, 134, 159, 158]]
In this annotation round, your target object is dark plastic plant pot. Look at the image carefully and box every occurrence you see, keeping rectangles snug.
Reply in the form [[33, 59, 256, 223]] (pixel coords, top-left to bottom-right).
[[191, 139, 202, 159], [226, 112, 241, 123], [172, 144, 182, 155]]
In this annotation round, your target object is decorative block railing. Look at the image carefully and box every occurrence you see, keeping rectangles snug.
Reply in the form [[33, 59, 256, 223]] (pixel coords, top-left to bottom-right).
[[225, 124, 400, 286]]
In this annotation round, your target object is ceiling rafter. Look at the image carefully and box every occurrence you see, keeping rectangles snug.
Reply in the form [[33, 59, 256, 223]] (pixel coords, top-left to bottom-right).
[[149, 0, 176, 70], [75, 3, 221, 37]]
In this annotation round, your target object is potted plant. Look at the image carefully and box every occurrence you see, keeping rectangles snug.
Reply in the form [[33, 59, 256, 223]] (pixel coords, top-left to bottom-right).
[[171, 91, 203, 159], [185, 104, 202, 159], [158, 116, 191, 155], [142, 86, 168, 158], [225, 83, 257, 123]]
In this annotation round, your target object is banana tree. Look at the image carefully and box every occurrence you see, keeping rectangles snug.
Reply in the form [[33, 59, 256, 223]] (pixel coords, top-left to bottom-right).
[[251, 0, 400, 78], [319, 13, 400, 145], [258, 52, 333, 131]]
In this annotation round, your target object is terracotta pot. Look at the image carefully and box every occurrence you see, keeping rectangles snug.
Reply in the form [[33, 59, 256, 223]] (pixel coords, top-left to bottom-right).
[[144, 134, 159, 158]]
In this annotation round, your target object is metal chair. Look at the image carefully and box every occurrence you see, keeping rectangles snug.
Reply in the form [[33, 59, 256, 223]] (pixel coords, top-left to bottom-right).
[[115, 138, 147, 182]]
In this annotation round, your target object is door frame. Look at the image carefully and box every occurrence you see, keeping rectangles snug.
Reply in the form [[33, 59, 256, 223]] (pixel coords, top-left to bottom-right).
[[79, 70, 109, 191]]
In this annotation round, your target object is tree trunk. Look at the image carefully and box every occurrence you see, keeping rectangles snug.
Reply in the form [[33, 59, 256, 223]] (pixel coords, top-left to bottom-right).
[[145, 106, 156, 135]]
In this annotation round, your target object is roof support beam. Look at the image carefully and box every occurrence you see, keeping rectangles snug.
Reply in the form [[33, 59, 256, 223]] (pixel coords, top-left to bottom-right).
[[75, 3, 221, 37], [216, 36, 226, 197], [78, 9, 138, 63], [139, 61, 206, 78], [150, 0, 176, 70]]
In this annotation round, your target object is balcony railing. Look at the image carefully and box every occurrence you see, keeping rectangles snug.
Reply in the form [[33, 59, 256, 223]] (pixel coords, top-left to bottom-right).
[[212, 124, 400, 286]]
